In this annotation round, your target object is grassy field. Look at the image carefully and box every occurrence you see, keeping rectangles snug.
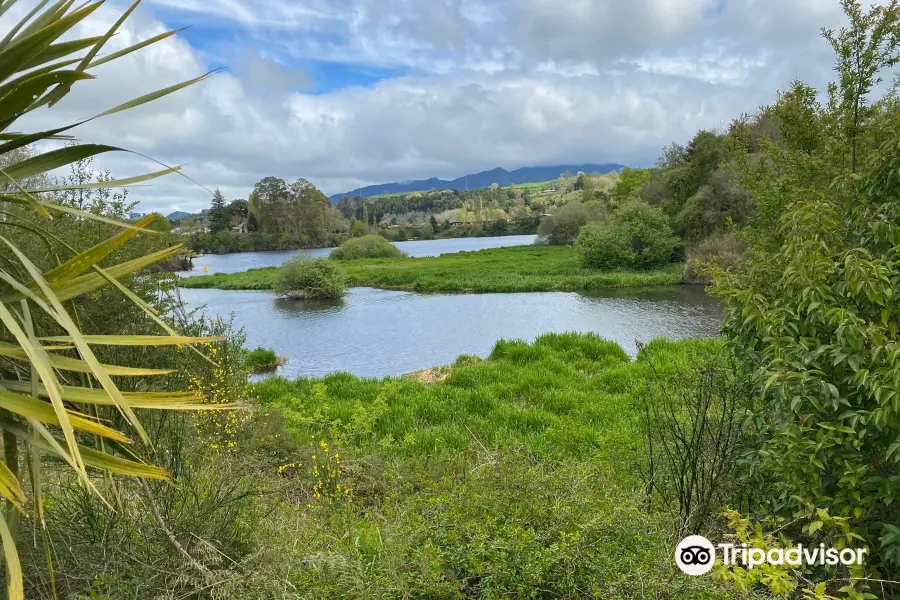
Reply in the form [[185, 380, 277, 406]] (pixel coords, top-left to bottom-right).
[[248, 333, 737, 598], [178, 245, 684, 293]]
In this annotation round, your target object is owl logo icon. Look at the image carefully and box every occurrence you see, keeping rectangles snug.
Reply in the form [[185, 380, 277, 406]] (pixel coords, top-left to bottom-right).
[[675, 535, 715, 575]]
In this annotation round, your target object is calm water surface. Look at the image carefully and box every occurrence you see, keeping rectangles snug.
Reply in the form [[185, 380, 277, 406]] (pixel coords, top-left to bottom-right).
[[178, 235, 538, 276], [179, 285, 723, 379]]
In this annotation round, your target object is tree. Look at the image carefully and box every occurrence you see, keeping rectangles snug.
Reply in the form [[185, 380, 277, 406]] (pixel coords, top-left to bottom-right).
[[537, 201, 592, 245], [576, 200, 678, 268], [768, 80, 825, 156], [823, 0, 900, 172], [611, 168, 653, 205], [209, 189, 231, 233], [429, 214, 440, 232], [582, 175, 595, 204]]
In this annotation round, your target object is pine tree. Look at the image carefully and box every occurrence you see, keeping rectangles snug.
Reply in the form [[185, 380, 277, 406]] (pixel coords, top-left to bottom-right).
[[209, 189, 231, 233]]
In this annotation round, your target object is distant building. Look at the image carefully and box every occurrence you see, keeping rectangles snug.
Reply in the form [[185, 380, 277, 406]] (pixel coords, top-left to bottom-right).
[[231, 215, 248, 234]]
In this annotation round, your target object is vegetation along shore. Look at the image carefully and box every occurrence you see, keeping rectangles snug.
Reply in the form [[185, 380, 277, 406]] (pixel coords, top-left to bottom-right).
[[178, 245, 685, 293]]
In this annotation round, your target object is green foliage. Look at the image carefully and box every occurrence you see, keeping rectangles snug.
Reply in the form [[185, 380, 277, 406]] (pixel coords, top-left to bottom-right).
[[610, 167, 653, 205], [20, 316, 260, 598], [536, 200, 605, 245], [208, 188, 231, 234], [0, 1, 217, 595], [180, 245, 684, 293], [576, 201, 680, 269], [674, 171, 753, 241], [243, 346, 284, 372], [247, 334, 741, 598], [711, 510, 866, 599], [329, 234, 407, 260], [200, 176, 350, 252], [713, 108, 900, 585], [682, 231, 747, 284], [273, 255, 346, 299], [823, 0, 900, 172]]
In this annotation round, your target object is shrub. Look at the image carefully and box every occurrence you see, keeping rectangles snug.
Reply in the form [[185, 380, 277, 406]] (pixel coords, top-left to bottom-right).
[[713, 130, 900, 580], [274, 255, 346, 299], [575, 200, 679, 269], [682, 231, 747, 284], [536, 200, 604, 245], [244, 346, 286, 372], [636, 340, 752, 536], [330, 235, 406, 260]]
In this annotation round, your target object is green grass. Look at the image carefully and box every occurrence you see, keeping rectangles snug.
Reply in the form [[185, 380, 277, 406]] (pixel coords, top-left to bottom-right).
[[179, 245, 684, 293], [248, 334, 737, 598], [242, 346, 284, 372]]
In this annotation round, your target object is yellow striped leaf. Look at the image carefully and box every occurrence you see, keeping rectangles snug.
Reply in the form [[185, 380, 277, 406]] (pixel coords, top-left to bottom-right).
[[0, 461, 25, 510], [0, 513, 23, 600], [39, 334, 221, 346], [0, 389, 129, 442]]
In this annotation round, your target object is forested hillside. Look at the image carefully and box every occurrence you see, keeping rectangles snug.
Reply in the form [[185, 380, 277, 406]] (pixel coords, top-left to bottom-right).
[[179, 169, 621, 253], [327, 162, 625, 201]]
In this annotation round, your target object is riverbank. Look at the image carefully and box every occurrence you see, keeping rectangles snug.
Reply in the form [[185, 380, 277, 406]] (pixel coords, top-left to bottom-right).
[[246, 333, 734, 598], [178, 245, 684, 293]]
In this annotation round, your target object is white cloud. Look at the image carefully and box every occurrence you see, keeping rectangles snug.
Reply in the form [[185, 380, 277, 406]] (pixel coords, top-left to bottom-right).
[[2, 0, 861, 214]]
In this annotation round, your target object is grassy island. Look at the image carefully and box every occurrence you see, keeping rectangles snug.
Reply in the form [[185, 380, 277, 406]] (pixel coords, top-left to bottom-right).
[[178, 245, 684, 293]]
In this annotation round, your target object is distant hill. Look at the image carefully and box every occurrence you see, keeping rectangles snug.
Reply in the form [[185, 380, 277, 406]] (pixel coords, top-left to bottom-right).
[[167, 210, 192, 221], [328, 163, 626, 202]]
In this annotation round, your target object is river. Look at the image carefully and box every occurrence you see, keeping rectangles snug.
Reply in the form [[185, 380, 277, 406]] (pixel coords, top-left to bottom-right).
[[177, 235, 539, 276], [176, 235, 722, 379], [179, 285, 722, 379]]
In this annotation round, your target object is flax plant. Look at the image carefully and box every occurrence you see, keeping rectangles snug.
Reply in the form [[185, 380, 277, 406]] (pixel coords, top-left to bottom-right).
[[0, 1, 228, 596]]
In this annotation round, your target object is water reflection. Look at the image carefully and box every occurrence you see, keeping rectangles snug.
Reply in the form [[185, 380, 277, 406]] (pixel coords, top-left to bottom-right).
[[274, 297, 345, 314], [179, 285, 723, 380]]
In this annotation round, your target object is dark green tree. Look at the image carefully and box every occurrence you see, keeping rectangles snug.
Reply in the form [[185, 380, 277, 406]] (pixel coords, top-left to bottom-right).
[[209, 188, 231, 233]]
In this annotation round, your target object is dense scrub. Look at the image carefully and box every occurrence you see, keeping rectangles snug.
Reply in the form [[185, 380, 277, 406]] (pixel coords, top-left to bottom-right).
[[179, 245, 683, 293], [575, 200, 680, 269], [273, 254, 346, 299], [329, 234, 408, 260]]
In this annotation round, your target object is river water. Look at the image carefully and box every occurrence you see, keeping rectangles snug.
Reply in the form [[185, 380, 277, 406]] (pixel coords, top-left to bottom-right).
[[179, 285, 722, 379], [177, 235, 539, 276], [176, 235, 722, 378]]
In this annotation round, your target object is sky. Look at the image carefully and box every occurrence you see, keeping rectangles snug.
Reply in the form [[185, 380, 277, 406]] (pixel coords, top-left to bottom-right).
[[12, 0, 849, 215]]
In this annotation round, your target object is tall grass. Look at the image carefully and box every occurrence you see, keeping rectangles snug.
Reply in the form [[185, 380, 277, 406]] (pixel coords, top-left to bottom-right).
[[274, 255, 346, 299], [243, 333, 737, 598]]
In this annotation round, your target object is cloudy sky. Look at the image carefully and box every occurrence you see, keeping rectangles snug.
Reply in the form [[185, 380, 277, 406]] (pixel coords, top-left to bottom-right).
[[13, 0, 848, 214]]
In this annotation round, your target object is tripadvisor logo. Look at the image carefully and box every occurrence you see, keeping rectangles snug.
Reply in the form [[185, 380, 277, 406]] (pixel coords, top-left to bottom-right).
[[675, 535, 868, 576], [676, 535, 716, 575]]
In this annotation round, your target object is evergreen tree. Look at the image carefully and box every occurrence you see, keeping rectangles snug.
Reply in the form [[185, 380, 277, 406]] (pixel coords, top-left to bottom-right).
[[209, 189, 231, 233]]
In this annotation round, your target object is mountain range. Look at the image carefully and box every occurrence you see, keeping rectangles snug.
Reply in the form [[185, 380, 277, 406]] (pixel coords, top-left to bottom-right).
[[328, 163, 626, 202], [167, 210, 192, 221]]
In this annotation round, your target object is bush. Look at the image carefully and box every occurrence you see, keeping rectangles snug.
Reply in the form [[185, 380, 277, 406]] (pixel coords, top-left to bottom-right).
[[244, 346, 286, 372], [682, 232, 747, 284], [575, 201, 679, 269], [636, 340, 752, 536], [274, 255, 346, 299], [330, 235, 406, 260], [536, 200, 604, 245]]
